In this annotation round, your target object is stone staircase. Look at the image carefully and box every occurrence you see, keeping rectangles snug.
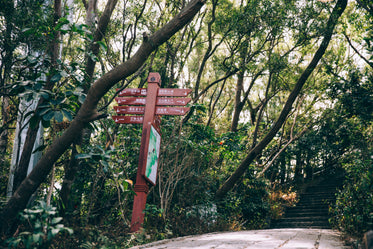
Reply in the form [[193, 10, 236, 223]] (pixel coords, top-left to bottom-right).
[[271, 175, 344, 229]]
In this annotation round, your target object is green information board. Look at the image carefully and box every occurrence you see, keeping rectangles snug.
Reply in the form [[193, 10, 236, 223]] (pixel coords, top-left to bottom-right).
[[144, 124, 161, 185]]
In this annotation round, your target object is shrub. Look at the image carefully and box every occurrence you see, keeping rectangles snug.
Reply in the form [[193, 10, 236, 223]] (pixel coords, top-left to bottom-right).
[[330, 157, 373, 237], [6, 200, 73, 249]]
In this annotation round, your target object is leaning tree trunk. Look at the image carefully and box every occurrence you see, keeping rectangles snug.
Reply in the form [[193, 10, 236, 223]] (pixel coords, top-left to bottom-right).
[[0, 0, 206, 237], [215, 0, 348, 200]]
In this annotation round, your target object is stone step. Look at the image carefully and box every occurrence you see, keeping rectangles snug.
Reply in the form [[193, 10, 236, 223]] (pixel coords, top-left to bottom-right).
[[306, 187, 338, 191], [295, 201, 333, 206], [286, 205, 330, 211], [284, 210, 329, 217], [298, 198, 335, 203], [305, 187, 339, 193], [271, 175, 344, 229], [272, 221, 331, 229], [301, 193, 336, 198], [275, 216, 330, 222], [299, 196, 335, 200]]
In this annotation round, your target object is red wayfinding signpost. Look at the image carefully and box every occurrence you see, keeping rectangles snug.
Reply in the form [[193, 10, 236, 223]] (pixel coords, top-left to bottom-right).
[[112, 73, 191, 232]]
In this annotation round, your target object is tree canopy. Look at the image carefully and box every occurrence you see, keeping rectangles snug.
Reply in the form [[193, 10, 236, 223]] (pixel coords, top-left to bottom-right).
[[0, 0, 372, 247]]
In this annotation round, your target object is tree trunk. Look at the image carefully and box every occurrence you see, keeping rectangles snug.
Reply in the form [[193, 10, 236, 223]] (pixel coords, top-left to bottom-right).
[[231, 70, 244, 132], [59, 0, 118, 214], [231, 40, 248, 132], [0, 0, 206, 236], [10, 0, 62, 194], [0, 0, 15, 166], [215, 0, 348, 200], [0, 97, 10, 154], [8, 100, 44, 197], [294, 151, 304, 184]]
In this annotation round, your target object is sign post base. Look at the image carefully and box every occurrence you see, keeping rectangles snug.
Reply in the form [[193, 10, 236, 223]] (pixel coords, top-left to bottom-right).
[[130, 184, 149, 233]]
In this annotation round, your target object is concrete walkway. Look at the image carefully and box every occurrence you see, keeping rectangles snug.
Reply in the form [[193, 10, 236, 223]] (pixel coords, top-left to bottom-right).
[[130, 229, 350, 249]]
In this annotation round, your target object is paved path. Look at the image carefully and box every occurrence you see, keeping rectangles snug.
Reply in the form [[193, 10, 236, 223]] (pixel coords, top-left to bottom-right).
[[130, 229, 350, 249]]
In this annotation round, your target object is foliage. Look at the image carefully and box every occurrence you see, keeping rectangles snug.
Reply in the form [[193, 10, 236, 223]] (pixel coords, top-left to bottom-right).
[[72, 144, 136, 227], [268, 188, 298, 220], [216, 172, 271, 230], [5, 200, 73, 249], [0, 0, 372, 246], [326, 71, 373, 237], [330, 156, 373, 237]]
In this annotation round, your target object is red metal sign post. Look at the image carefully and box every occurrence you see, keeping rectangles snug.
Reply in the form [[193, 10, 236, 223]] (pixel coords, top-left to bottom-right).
[[112, 72, 191, 232]]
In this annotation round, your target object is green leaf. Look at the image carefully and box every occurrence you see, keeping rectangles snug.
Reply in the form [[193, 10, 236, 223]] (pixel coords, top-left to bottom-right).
[[86, 33, 93, 40], [64, 227, 74, 234], [19, 231, 32, 236], [56, 17, 69, 27], [41, 119, 51, 128], [75, 145, 82, 153], [34, 221, 42, 229], [51, 228, 60, 237], [78, 94, 86, 104], [75, 154, 91, 159], [21, 28, 32, 33], [96, 41, 107, 51], [54, 111, 64, 123], [51, 217, 63, 224], [88, 52, 98, 62], [62, 109, 73, 121], [38, 107, 51, 116], [43, 110, 55, 121], [39, 90, 51, 100], [100, 160, 109, 168], [50, 73, 62, 83], [60, 70, 69, 77], [51, 97, 66, 105], [7, 238, 21, 247]]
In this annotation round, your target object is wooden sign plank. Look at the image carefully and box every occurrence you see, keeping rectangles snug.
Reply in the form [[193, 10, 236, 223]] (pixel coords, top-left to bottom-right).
[[114, 106, 145, 115], [117, 88, 147, 96], [117, 88, 192, 97], [115, 97, 146, 105], [114, 106, 190, 116], [115, 97, 191, 106], [155, 107, 190, 115], [112, 116, 143, 124], [158, 88, 192, 97], [157, 97, 191, 106]]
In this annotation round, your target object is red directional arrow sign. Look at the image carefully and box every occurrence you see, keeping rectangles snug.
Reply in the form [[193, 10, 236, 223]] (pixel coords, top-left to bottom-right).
[[114, 106, 145, 114], [112, 116, 143, 124], [115, 97, 191, 106], [155, 107, 190, 115], [114, 106, 190, 116], [114, 106, 145, 115], [115, 97, 146, 105], [118, 88, 192, 97], [159, 88, 192, 97], [117, 88, 147, 96]]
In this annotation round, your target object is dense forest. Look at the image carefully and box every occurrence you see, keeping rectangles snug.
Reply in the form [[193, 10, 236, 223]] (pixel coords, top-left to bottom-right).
[[0, 0, 372, 247]]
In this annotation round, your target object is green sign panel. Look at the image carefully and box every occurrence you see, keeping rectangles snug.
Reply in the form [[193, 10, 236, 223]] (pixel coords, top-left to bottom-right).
[[144, 125, 161, 185]]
